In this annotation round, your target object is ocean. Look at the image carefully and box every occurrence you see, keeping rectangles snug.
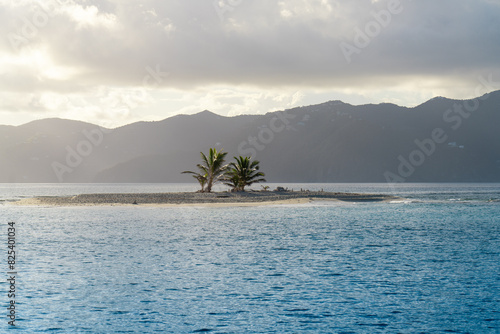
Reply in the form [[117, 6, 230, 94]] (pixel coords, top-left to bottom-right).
[[1, 183, 499, 333]]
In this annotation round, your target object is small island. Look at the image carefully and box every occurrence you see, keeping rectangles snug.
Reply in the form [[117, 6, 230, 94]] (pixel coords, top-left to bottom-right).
[[15, 190, 398, 207], [15, 148, 399, 206]]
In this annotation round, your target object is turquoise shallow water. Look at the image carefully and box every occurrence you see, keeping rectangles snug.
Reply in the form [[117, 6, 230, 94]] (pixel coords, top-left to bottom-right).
[[1, 184, 499, 333]]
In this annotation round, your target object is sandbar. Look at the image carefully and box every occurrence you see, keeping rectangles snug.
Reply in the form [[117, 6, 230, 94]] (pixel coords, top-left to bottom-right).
[[13, 191, 399, 207]]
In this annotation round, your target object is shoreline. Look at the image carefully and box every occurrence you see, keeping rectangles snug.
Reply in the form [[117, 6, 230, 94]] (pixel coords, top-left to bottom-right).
[[13, 191, 400, 207]]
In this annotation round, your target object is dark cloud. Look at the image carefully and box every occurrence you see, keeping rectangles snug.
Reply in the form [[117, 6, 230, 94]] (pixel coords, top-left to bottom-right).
[[3, 0, 500, 88]]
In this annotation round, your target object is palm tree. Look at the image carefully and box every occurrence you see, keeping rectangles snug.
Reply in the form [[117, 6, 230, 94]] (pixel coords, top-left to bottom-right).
[[182, 148, 228, 192], [223, 172, 240, 192], [182, 170, 207, 192], [224, 156, 266, 192]]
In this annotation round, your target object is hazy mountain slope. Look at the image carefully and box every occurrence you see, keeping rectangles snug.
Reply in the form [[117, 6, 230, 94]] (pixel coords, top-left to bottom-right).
[[93, 152, 198, 183], [106, 111, 259, 158], [0, 118, 115, 182], [1, 91, 499, 183]]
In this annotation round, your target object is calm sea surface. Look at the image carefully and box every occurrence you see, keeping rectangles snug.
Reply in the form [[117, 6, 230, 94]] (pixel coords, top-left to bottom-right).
[[1, 183, 499, 333]]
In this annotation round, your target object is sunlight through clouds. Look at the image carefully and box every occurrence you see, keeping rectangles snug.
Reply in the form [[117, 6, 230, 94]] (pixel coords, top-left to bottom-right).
[[0, 0, 499, 126]]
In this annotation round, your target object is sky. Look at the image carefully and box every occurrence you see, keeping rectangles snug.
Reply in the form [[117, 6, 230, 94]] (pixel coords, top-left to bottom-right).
[[1, 0, 500, 128]]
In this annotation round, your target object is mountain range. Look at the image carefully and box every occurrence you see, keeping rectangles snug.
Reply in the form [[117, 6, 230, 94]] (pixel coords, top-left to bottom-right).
[[1, 91, 499, 183]]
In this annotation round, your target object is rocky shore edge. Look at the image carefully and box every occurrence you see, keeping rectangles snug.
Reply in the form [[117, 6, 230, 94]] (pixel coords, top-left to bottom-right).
[[14, 191, 399, 206]]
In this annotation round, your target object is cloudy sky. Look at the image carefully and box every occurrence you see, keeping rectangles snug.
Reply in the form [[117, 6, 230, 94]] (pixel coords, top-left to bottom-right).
[[1, 0, 499, 127]]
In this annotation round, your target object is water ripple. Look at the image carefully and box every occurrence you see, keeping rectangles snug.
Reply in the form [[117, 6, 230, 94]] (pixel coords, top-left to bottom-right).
[[2, 196, 498, 333]]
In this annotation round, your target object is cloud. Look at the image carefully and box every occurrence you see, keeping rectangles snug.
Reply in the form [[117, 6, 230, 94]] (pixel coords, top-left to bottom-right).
[[0, 0, 499, 126]]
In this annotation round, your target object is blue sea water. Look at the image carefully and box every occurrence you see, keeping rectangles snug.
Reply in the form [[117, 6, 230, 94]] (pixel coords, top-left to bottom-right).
[[1, 183, 499, 333]]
